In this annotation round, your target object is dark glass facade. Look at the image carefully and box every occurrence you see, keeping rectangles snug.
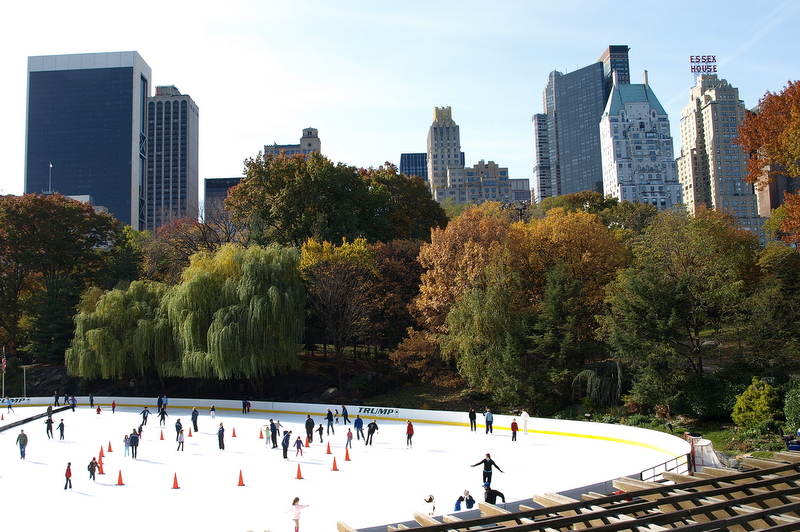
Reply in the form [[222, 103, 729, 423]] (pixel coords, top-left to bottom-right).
[[399, 152, 428, 180], [25, 66, 144, 227]]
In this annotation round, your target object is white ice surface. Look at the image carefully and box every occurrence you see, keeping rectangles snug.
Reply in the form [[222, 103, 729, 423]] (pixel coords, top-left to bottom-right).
[[1, 404, 678, 532]]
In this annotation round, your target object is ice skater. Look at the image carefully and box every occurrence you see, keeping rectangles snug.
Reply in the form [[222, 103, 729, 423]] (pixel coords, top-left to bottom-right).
[[472, 453, 503, 485], [346, 428, 353, 449], [521, 409, 530, 435], [316, 422, 324, 443], [191, 407, 199, 432], [96, 405, 102, 417], [217, 422, 225, 450], [511, 418, 518, 441], [88, 457, 99, 481], [294, 436, 304, 456], [177, 429, 185, 451], [282, 430, 291, 459], [123, 433, 130, 457], [290, 497, 309, 532], [406, 420, 414, 448], [45, 416, 54, 439], [366, 419, 379, 445], [468, 407, 477, 431], [57, 419, 65, 440], [158, 406, 168, 426], [53, 391, 59, 407], [64, 462, 72, 489], [484, 407, 494, 434], [209, 404, 216, 418], [5, 396, 13, 413], [341, 405, 350, 424], [175, 418, 182, 440], [140, 406, 151, 425], [16, 429, 28, 459], [483, 483, 505, 505], [305, 415, 315, 443], [129, 429, 139, 459], [326, 408, 335, 435], [111, 400, 116, 413], [354, 415, 364, 440], [269, 419, 278, 448]]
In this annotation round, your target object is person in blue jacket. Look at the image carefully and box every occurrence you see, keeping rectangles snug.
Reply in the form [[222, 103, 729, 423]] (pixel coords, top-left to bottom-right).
[[282, 430, 292, 459], [191, 407, 199, 432], [354, 415, 365, 440], [484, 407, 494, 434]]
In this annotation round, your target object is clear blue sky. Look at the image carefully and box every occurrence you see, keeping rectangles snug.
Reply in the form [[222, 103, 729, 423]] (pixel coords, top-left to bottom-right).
[[2, 0, 799, 198]]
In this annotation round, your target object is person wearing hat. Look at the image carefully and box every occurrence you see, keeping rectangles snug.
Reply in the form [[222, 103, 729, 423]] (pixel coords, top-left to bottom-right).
[[483, 483, 505, 505]]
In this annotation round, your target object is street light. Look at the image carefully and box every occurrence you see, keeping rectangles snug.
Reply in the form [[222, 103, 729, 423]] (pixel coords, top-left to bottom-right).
[[501, 200, 531, 222]]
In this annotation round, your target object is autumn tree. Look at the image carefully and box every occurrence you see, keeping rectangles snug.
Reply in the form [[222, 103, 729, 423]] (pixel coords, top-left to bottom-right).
[[604, 208, 760, 410], [0, 194, 123, 363], [166, 244, 305, 393], [301, 238, 377, 393]]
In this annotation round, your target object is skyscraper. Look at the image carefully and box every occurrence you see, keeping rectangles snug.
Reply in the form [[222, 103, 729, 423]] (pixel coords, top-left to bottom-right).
[[532, 46, 630, 202], [677, 74, 763, 232], [599, 71, 681, 210], [145, 85, 199, 231], [426, 106, 464, 196], [264, 128, 321, 157], [25, 52, 152, 229], [399, 152, 428, 180]]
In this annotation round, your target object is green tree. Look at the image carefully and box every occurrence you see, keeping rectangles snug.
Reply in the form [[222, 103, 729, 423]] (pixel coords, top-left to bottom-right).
[[167, 244, 305, 392], [66, 280, 176, 390], [604, 208, 759, 410], [731, 376, 781, 432]]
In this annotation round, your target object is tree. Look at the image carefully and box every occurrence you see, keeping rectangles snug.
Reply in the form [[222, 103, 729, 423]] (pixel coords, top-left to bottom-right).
[[166, 244, 305, 392], [301, 238, 377, 393], [604, 208, 760, 410], [66, 280, 176, 390], [731, 376, 781, 432], [0, 194, 123, 363]]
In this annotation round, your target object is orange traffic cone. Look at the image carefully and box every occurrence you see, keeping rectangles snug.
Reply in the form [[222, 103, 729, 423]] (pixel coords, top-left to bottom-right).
[[1, 414, 4, 420], [99, 446, 104, 459], [172, 473, 180, 489], [232, 427, 237, 438], [296, 464, 303, 479], [305, 436, 310, 447], [345, 448, 351, 461], [188, 428, 192, 437], [238, 470, 245, 486], [332, 457, 339, 471], [117, 470, 124, 485], [160, 430, 164, 440], [326, 442, 331, 454], [98, 460, 105, 475], [107, 441, 113, 452]]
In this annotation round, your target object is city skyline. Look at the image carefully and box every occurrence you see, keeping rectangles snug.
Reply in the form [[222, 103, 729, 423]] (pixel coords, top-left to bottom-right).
[[3, 1, 800, 204]]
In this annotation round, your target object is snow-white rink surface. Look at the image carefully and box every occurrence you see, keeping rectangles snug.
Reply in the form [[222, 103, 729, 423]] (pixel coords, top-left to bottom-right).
[[0, 402, 683, 532]]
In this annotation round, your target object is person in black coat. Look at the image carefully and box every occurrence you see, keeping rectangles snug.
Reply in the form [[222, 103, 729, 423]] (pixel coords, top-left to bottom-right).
[[483, 483, 505, 505], [282, 430, 292, 459], [305, 415, 315, 443], [366, 420, 379, 445], [468, 408, 477, 431], [128, 430, 140, 459], [217, 422, 225, 450], [269, 419, 278, 448], [175, 419, 183, 441], [191, 407, 199, 432], [472, 453, 503, 485]]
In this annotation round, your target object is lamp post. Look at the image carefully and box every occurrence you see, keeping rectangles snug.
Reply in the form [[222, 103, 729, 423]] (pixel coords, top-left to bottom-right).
[[501, 200, 531, 222]]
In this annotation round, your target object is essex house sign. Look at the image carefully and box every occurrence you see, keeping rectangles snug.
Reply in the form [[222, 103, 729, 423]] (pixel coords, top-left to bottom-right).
[[690, 55, 718, 73]]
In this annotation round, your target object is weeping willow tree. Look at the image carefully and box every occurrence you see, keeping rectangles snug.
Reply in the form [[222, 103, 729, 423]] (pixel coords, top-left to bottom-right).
[[167, 243, 304, 392], [66, 280, 176, 390]]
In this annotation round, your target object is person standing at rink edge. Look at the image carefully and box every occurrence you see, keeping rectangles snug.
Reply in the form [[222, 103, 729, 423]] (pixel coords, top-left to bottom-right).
[[406, 420, 414, 448]]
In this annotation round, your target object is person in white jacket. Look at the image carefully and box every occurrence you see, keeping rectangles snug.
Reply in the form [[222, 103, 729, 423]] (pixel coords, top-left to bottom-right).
[[521, 410, 530, 435]]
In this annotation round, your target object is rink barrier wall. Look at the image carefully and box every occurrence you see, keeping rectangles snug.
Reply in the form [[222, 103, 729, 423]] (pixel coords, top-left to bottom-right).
[[8, 395, 691, 460]]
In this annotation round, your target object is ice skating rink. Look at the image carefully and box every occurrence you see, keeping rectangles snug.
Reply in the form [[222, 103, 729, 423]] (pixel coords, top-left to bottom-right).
[[0, 399, 689, 532]]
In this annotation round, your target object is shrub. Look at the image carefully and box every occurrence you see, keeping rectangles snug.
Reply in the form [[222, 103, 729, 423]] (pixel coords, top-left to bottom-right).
[[732, 377, 782, 433], [784, 377, 800, 431]]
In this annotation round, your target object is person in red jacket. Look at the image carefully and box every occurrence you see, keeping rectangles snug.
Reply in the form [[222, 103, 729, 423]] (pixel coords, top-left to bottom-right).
[[64, 462, 72, 490], [510, 418, 518, 441], [406, 420, 414, 448]]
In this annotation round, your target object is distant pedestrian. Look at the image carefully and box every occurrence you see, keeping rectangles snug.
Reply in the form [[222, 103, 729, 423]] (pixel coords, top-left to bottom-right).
[[366, 420, 379, 446], [129, 430, 139, 459], [177, 429, 185, 451], [290, 497, 309, 532], [218, 423, 225, 450], [406, 420, 414, 448], [175, 419, 182, 440], [341, 405, 350, 424], [53, 391, 59, 407], [294, 436, 304, 456], [484, 408, 494, 434], [64, 462, 72, 490], [111, 400, 116, 414], [5, 396, 13, 413], [123, 434, 130, 457], [468, 408, 477, 431], [140, 407, 151, 425], [57, 419, 65, 440], [45, 416, 54, 439], [472, 453, 503, 485], [191, 407, 199, 432], [326, 408, 335, 435], [316, 423, 323, 443], [282, 430, 291, 459], [483, 483, 505, 505], [209, 404, 216, 418], [354, 415, 365, 440], [346, 428, 353, 449], [89, 394, 94, 408], [16, 429, 28, 458], [88, 457, 99, 481], [521, 409, 530, 435], [511, 418, 518, 441]]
